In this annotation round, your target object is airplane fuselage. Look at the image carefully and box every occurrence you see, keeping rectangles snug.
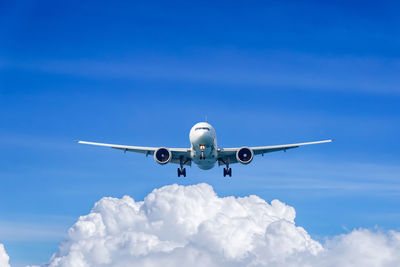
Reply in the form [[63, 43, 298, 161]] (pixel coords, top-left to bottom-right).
[[189, 122, 218, 170]]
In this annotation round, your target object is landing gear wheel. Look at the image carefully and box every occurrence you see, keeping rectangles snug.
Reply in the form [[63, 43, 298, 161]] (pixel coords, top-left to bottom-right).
[[223, 168, 232, 177], [178, 168, 186, 177]]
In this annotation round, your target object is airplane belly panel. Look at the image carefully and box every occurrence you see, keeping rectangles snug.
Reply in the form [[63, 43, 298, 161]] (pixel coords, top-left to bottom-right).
[[194, 158, 217, 170]]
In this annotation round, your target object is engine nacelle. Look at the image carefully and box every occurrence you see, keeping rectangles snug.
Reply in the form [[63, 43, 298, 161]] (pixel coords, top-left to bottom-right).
[[154, 147, 172, 164], [236, 147, 254, 164]]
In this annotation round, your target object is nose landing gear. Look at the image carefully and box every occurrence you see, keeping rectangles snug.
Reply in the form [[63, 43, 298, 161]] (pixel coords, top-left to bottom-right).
[[199, 144, 206, 160]]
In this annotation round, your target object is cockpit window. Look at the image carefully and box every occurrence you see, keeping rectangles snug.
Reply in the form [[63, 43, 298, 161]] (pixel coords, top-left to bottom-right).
[[195, 127, 210, 131]]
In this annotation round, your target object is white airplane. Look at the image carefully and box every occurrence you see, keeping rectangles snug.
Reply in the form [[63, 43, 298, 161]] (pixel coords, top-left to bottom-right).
[[79, 122, 332, 177]]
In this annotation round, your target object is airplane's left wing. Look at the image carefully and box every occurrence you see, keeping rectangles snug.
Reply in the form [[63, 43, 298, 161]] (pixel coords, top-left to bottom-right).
[[218, 139, 332, 165], [250, 139, 332, 155], [78, 141, 191, 166]]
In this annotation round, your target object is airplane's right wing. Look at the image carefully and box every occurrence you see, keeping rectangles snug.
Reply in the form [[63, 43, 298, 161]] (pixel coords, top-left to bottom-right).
[[78, 141, 192, 166]]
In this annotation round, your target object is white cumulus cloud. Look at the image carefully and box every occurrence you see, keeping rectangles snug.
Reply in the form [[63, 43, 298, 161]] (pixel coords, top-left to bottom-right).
[[29, 183, 400, 267], [0, 243, 10, 267]]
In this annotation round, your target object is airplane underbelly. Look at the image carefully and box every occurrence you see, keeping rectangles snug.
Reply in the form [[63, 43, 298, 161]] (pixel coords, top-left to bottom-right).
[[194, 158, 217, 170], [191, 146, 217, 170]]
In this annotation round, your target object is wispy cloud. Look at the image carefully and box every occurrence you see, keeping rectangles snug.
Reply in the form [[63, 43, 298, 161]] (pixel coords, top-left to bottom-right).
[[0, 220, 67, 242], [5, 51, 400, 95], [238, 157, 400, 195]]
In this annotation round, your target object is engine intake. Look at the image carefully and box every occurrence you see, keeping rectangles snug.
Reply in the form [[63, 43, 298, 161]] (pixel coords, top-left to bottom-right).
[[154, 147, 172, 164], [236, 147, 254, 164]]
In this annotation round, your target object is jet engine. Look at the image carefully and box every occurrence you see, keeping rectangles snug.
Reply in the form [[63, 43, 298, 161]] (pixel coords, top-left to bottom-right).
[[154, 147, 172, 164], [236, 147, 254, 164]]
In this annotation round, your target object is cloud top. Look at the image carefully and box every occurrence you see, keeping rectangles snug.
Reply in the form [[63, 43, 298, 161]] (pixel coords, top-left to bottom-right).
[[45, 183, 321, 266], [0, 244, 10, 267], [38, 183, 400, 267]]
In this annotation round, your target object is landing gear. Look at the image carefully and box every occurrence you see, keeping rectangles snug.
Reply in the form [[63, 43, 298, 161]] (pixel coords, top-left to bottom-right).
[[178, 167, 186, 177], [223, 167, 232, 177], [199, 144, 206, 160], [178, 157, 189, 177], [220, 157, 232, 177]]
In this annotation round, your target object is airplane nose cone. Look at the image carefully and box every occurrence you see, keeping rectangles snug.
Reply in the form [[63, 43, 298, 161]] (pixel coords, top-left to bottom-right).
[[198, 134, 213, 144], [191, 130, 213, 144]]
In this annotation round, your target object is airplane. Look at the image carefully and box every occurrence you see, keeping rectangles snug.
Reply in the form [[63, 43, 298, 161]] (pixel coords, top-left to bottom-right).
[[78, 122, 332, 177]]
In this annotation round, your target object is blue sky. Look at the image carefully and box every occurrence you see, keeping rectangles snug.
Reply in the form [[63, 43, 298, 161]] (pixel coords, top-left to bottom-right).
[[1, 1, 400, 266]]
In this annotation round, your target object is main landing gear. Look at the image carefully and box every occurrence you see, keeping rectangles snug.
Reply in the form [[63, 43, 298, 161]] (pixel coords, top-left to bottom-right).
[[220, 158, 232, 177], [177, 167, 186, 177], [223, 167, 232, 177], [178, 157, 189, 177]]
